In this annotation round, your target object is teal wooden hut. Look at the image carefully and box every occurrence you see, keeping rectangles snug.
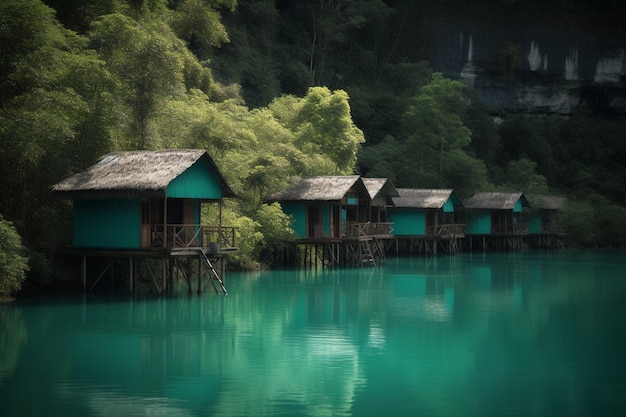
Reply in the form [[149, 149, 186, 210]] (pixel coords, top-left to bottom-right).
[[526, 194, 566, 248], [53, 149, 236, 251], [527, 194, 566, 234], [463, 192, 530, 236], [362, 177, 398, 230], [270, 175, 371, 239], [389, 189, 464, 237]]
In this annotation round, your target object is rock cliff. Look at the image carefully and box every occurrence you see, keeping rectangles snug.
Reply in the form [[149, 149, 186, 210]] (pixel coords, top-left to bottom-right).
[[428, 19, 626, 115]]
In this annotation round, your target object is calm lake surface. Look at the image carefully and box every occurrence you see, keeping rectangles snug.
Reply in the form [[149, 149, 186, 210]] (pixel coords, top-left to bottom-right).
[[2, 249, 626, 417]]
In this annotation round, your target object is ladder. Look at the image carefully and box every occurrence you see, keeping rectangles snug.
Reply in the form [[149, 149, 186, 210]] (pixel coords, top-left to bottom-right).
[[360, 238, 376, 266], [198, 249, 227, 294]]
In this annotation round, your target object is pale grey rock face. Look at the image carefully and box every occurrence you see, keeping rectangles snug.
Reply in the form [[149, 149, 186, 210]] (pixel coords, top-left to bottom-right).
[[427, 20, 626, 114]]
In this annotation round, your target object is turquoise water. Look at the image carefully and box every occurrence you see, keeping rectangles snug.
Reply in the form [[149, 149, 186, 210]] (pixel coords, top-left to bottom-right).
[[1, 249, 626, 417]]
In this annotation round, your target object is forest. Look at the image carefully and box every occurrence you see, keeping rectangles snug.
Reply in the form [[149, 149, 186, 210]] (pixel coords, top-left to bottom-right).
[[1, 0, 626, 294]]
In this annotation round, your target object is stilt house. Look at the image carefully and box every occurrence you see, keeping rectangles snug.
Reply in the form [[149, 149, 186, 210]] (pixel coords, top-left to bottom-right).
[[389, 189, 464, 237], [362, 177, 398, 235], [526, 194, 566, 248], [463, 192, 530, 235], [270, 175, 372, 239], [526, 194, 566, 234], [52, 149, 237, 293], [53, 149, 236, 251]]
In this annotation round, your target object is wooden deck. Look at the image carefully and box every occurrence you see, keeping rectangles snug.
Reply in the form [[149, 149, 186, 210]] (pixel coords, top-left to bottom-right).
[[294, 222, 468, 267], [75, 224, 238, 294], [144, 224, 237, 250]]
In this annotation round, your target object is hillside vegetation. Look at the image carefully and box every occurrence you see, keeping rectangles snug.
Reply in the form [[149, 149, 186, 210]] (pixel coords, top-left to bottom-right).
[[1, 0, 625, 290]]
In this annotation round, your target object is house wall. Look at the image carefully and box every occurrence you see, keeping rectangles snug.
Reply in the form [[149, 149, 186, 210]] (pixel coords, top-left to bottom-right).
[[513, 199, 523, 213], [282, 202, 307, 238], [528, 214, 542, 234], [322, 205, 332, 237], [74, 198, 141, 248], [466, 211, 491, 235], [167, 159, 222, 199], [443, 199, 455, 213], [390, 209, 426, 236]]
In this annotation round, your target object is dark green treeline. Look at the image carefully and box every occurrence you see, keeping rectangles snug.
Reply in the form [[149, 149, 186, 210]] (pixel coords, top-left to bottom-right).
[[1, 0, 625, 291]]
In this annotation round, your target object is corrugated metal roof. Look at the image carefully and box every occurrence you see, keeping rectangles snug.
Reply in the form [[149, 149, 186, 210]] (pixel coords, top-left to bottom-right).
[[463, 192, 529, 209], [270, 175, 362, 201], [52, 149, 235, 198], [391, 189, 458, 209]]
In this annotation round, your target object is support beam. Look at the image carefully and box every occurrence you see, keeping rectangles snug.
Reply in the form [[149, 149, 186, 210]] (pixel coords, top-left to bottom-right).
[[81, 256, 87, 290]]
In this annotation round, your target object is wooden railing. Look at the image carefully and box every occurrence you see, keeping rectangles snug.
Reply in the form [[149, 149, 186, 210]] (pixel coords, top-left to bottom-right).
[[491, 223, 529, 235], [149, 224, 236, 249], [541, 223, 566, 234], [429, 223, 466, 238], [346, 222, 394, 238]]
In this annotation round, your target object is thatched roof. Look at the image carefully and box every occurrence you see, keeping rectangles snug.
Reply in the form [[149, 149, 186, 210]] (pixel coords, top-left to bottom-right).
[[527, 194, 566, 210], [270, 175, 364, 201], [52, 149, 235, 199], [362, 178, 399, 200], [392, 189, 461, 209], [463, 192, 530, 210]]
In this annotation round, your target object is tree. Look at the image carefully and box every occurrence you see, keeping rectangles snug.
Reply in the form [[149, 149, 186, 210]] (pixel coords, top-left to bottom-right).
[[400, 72, 472, 186], [0, 0, 113, 266], [89, 13, 189, 149], [0, 215, 29, 297], [501, 158, 548, 194], [290, 87, 365, 174], [170, 0, 235, 49]]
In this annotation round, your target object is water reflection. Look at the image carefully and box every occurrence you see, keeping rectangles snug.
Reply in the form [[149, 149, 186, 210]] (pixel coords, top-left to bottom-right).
[[0, 304, 27, 381], [1, 249, 626, 417]]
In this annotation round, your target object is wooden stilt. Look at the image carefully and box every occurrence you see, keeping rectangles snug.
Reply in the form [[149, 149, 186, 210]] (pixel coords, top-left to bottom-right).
[[162, 258, 167, 294], [197, 254, 203, 294], [129, 257, 134, 293], [81, 256, 87, 290]]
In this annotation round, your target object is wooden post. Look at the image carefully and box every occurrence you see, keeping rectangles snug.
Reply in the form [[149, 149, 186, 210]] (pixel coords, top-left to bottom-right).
[[163, 198, 168, 248], [187, 256, 197, 294], [197, 255, 203, 294], [162, 258, 167, 294], [81, 255, 87, 290], [221, 257, 226, 287], [169, 258, 174, 295], [129, 257, 134, 293]]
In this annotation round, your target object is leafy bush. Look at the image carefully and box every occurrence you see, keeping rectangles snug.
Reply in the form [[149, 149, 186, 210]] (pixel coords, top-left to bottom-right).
[[0, 214, 29, 296], [558, 200, 596, 247]]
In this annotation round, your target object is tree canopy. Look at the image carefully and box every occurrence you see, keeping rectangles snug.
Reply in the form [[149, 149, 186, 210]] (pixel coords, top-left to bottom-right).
[[0, 0, 625, 288]]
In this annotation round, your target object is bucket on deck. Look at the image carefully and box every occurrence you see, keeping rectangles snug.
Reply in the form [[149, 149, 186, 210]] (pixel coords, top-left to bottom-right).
[[208, 242, 220, 254]]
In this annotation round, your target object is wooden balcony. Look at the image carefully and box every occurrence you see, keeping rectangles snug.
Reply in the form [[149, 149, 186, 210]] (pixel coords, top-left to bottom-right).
[[145, 224, 236, 250], [428, 223, 466, 238], [346, 222, 394, 238], [491, 223, 529, 235], [540, 223, 566, 234]]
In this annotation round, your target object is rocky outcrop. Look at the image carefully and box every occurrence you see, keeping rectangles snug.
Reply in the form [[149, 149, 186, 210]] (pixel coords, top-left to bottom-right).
[[428, 20, 626, 114]]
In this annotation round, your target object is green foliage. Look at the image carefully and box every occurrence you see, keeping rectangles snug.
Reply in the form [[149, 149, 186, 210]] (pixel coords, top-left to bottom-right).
[[253, 203, 297, 266], [0, 215, 29, 296], [89, 13, 189, 149], [589, 196, 626, 247], [360, 72, 487, 195], [1, 0, 626, 285], [558, 199, 596, 247], [294, 87, 365, 174], [500, 158, 548, 194], [0, 0, 114, 266], [462, 93, 502, 166], [170, 0, 234, 48]]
